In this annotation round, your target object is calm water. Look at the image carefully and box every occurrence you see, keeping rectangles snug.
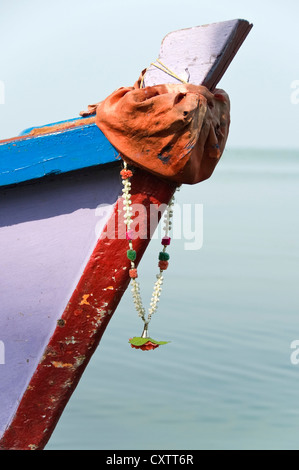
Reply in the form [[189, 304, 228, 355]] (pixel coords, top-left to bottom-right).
[[46, 148, 299, 450]]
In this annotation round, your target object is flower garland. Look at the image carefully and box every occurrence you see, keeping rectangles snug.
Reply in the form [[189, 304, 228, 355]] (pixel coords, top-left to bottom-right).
[[120, 161, 176, 350]]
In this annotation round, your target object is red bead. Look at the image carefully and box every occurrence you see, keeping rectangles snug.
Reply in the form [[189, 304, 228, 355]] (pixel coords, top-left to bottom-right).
[[158, 260, 169, 270], [126, 229, 134, 240], [161, 236, 171, 246], [129, 268, 138, 278], [120, 169, 133, 179]]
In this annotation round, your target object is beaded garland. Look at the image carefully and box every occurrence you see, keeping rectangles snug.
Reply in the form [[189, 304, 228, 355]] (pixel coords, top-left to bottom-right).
[[121, 161, 175, 350]]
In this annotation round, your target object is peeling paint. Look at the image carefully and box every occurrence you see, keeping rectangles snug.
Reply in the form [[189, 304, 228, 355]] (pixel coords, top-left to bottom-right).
[[51, 361, 73, 369], [74, 355, 85, 368], [96, 308, 106, 313], [62, 379, 73, 389], [80, 294, 91, 305], [64, 336, 76, 345], [28, 444, 38, 450], [50, 396, 59, 403], [92, 318, 102, 329]]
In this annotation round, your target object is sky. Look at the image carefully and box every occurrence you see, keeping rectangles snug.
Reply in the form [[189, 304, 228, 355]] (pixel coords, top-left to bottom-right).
[[0, 0, 298, 149]]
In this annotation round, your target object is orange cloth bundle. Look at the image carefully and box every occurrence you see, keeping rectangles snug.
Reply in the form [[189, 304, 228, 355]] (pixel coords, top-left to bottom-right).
[[81, 79, 230, 185]]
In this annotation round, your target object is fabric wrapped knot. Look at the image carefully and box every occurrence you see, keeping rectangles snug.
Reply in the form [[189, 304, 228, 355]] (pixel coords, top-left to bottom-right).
[[81, 72, 230, 185]]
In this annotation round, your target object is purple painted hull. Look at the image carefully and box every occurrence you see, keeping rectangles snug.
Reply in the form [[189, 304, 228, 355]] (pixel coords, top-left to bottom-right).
[[0, 165, 122, 438]]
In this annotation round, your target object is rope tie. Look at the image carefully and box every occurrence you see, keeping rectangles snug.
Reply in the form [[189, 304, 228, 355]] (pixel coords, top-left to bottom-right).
[[140, 59, 188, 88]]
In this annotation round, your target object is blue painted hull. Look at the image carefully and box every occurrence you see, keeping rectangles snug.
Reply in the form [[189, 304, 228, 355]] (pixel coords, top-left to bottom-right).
[[0, 116, 119, 187]]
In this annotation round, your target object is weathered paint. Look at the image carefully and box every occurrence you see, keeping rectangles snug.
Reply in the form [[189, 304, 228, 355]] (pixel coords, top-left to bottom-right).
[[144, 19, 252, 91], [0, 165, 122, 443], [20, 116, 96, 137], [0, 117, 119, 187], [0, 168, 176, 450]]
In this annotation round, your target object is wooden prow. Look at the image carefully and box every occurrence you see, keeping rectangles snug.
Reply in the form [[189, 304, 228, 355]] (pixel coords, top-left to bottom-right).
[[144, 19, 253, 90]]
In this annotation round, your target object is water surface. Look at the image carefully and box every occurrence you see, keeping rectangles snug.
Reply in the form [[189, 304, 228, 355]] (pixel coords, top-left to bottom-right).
[[46, 148, 299, 450]]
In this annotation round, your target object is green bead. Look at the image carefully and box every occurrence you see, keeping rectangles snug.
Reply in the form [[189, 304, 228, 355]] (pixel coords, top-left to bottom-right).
[[127, 249, 137, 261], [159, 251, 170, 261]]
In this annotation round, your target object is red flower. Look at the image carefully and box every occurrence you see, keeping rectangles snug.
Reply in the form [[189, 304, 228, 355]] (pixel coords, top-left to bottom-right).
[[129, 337, 169, 350], [158, 260, 169, 270], [130, 340, 159, 351]]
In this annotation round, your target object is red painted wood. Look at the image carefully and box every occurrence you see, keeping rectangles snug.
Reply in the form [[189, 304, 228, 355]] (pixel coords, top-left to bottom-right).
[[0, 168, 176, 450]]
